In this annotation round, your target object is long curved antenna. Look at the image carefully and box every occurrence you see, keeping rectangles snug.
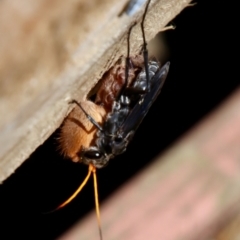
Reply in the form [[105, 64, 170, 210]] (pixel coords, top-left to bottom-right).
[[92, 166, 103, 240], [43, 165, 93, 215], [44, 164, 103, 239], [141, 0, 151, 91], [56, 164, 93, 209], [56, 164, 103, 240]]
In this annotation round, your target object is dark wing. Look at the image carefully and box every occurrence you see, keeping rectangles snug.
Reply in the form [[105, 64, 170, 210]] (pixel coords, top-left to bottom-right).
[[119, 62, 170, 137]]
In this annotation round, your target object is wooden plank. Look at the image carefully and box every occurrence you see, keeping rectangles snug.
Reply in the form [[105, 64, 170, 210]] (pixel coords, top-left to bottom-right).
[[215, 213, 240, 240], [59, 89, 240, 240], [0, 0, 192, 182]]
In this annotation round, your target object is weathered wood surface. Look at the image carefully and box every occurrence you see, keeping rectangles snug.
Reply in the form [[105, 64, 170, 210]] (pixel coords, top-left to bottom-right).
[[0, 0, 192, 182], [59, 88, 240, 240]]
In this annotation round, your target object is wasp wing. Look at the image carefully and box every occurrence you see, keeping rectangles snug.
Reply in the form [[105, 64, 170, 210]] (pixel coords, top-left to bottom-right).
[[119, 62, 170, 137]]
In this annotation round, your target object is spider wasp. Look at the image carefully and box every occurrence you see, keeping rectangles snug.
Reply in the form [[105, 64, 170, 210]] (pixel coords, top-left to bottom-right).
[[58, 0, 170, 239]]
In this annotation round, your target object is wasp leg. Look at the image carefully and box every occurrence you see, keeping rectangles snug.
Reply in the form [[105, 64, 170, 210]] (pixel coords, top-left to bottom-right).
[[69, 100, 103, 132], [140, 0, 151, 92]]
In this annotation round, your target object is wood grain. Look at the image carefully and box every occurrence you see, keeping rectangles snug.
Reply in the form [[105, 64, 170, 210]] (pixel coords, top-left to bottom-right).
[[0, 0, 192, 182]]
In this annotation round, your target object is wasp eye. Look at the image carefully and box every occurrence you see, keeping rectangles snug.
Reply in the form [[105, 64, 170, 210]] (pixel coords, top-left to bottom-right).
[[84, 150, 102, 159]]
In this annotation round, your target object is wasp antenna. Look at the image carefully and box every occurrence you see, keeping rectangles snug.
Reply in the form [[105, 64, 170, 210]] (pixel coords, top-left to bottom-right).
[[57, 165, 93, 209], [141, 0, 151, 92], [92, 165, 103, 240], [70, 100, 103, 132], [42, 165, 93, 214]]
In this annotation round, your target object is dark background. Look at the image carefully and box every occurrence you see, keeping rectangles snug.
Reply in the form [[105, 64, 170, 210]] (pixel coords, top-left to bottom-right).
[[0, 0, 238, 239]]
